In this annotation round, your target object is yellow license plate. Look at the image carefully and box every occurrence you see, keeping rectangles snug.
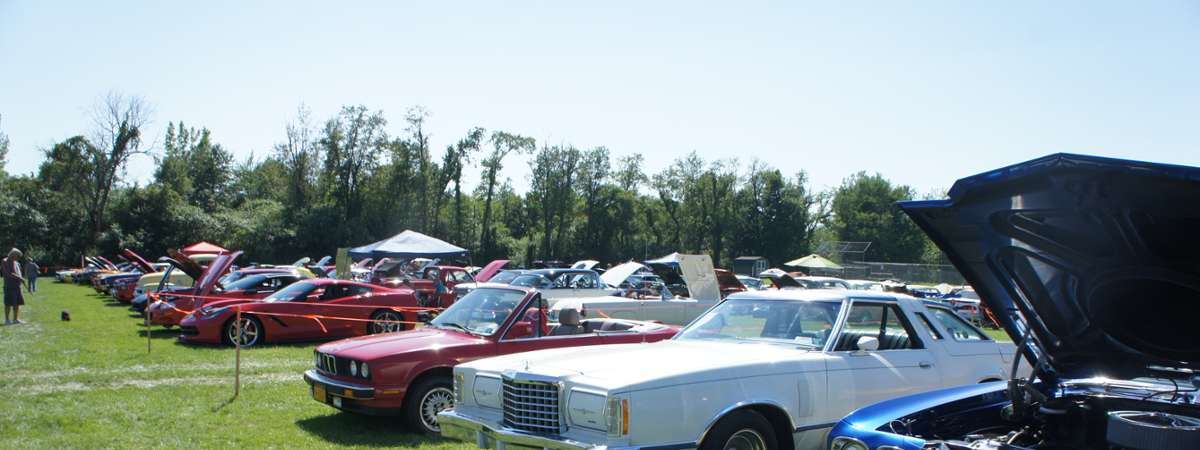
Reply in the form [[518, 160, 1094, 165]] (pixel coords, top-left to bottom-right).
[[313, 384, 326, 403]]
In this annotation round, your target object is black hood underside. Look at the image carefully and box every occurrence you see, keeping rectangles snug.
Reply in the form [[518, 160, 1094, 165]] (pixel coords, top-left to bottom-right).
[[901, 153, 1200, 379]]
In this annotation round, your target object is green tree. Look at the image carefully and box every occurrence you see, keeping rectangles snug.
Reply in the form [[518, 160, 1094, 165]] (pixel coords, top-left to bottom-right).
[[828, 172, 924, 262], [478, 131, 534, 260]]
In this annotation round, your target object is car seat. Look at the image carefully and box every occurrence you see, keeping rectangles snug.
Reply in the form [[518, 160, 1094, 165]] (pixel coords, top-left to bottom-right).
[[549, 308, 583, 336]]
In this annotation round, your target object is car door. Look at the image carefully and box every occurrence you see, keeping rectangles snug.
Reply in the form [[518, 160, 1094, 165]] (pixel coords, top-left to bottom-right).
[[911, 305, 1008, 384], [824, 300, 943, 421]]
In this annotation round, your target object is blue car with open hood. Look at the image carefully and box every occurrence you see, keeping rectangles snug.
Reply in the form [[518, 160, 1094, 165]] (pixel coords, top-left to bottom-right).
[[827, 153, 1200, 450]]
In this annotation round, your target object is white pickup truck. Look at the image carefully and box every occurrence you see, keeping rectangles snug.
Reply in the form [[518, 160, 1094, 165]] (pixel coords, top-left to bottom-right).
[[440, 289, 1019, 450]]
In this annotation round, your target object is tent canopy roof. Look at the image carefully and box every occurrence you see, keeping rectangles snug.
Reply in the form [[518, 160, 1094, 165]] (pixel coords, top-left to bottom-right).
[[181, 241, 228, 256], [784, 254, 843, 269], [349, 230, 469, 259]]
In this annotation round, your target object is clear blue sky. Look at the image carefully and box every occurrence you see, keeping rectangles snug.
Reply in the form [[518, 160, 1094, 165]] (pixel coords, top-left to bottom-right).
[[3, 1, 1198, 195]]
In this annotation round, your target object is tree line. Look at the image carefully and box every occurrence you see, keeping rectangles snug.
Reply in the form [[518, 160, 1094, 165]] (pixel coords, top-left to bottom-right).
[[0, 94, 945, 268]]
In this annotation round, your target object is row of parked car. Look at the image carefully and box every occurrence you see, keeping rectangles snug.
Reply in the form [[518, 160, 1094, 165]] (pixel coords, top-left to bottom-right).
[[313, 154, 1200, 450], [78, 154, 1200, 450]]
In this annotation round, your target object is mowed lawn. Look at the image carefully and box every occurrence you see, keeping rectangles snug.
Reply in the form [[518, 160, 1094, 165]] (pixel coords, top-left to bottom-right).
[[0, 282, 468, 449]]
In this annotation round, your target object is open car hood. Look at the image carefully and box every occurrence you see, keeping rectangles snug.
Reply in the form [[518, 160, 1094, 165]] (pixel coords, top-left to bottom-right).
[[475, 260, 511, 283], [900, 153, 1200, 380], [196, 251, 242, 297], [166, 249, 205, 280], [121, 249, 155, 273]]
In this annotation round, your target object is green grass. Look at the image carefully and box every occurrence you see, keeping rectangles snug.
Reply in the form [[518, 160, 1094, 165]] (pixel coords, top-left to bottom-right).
[[0, 282, 468, 449]]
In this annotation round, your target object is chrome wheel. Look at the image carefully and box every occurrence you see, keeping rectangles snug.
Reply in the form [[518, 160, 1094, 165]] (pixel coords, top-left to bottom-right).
[[227, 317, 260, 347], [724, 429, 767, 450], [371, 311, 404, 334], [419, 387, 455, 433]]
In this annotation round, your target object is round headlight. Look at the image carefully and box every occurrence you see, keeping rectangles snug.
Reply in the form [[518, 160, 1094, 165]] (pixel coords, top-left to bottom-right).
[[830, 437, 869, 450], [350, 361, 359, 376], [360, 362, 369, 378]]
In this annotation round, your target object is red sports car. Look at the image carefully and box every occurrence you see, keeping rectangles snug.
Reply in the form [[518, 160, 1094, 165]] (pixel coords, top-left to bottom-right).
[[302, 284, 679, 434], [179, 278, 423, 347], [147, 252, 310, 327], [147, 251, 241, 327]]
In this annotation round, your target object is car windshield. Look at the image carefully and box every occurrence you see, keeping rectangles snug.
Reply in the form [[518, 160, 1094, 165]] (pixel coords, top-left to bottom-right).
[[488, 270, 522, 284], [510, 274, 550, 288], [798, 279, 848, 290], [223, 274, 271, 291], [676, 298, 843, 348], [263, 281, 319, 303], [430, 287, 526, 335]]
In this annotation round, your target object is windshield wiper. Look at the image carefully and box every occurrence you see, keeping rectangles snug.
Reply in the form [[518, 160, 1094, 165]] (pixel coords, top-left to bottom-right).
[[436, 322, 480, 335]]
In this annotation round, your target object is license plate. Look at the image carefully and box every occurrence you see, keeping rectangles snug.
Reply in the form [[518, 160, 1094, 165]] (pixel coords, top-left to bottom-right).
[[313, 385, 326, 403]]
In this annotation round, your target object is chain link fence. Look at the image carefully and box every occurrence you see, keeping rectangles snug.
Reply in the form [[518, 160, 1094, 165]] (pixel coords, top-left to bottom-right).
[[808, 261, 965, 285]]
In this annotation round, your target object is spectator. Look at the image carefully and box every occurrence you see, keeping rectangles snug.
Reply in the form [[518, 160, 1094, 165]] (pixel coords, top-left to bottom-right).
[[25, 257, 39, 293], [3, 248, 27, 325]]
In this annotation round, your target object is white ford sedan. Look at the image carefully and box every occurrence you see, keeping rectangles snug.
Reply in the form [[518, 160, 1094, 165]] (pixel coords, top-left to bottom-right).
[[439, 289, 1018, 450]]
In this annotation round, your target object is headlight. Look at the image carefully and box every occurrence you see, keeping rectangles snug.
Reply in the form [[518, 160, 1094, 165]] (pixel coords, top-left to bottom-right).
[[606, 395, 629, 437], [360, 362, 369, 378], [830, 437, 869, 450], [472, 375, 501, 409], [567, 390, 607, 431], [199, 306, 229, 318], [350, 361, 359, 376]]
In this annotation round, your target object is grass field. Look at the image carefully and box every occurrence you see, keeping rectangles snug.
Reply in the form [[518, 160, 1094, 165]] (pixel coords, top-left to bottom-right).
[[0, 282, 466, 449]]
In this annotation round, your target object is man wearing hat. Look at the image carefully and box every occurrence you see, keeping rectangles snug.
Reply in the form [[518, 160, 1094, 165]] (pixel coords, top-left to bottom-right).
[[2, 248, 27, 324]]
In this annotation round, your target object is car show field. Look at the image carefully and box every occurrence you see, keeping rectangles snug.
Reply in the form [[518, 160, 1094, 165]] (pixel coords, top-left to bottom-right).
[[0, 281, 1010, 448], [0, 282, 461, 449]]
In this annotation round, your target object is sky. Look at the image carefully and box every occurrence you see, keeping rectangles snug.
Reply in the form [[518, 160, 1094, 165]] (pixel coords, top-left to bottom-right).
[[2, 1, 1199, 196]]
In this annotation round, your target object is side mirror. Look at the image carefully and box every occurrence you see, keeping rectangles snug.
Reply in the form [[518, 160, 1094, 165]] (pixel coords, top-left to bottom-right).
[[855, 336, 879, 352]]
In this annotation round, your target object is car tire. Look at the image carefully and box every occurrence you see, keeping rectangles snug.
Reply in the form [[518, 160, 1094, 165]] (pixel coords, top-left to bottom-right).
[[404, 376, 454, 435], [699, 409, 778, 450], [223, 315, 264, 348], [369, 310, 405, 334]]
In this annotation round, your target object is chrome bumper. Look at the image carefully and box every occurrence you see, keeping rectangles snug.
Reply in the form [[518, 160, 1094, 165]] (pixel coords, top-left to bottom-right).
[[438, 410, 601, 450]]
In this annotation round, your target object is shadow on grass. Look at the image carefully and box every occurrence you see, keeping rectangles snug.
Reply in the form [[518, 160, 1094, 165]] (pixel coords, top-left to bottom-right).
[[137, 329, 182, 340], [296, 412, 445, 447]]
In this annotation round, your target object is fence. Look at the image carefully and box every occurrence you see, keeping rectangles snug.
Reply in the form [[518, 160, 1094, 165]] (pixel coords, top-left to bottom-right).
[[808, 261, 965, 285]]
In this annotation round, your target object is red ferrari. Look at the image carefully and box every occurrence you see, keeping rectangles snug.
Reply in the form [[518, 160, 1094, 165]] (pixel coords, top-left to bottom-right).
[[179, 278, 422, 347]]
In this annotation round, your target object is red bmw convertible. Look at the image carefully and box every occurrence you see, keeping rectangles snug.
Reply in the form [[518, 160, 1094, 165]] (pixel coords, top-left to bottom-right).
[[179, 278, 424, 347], [303, 285, 679, 434]]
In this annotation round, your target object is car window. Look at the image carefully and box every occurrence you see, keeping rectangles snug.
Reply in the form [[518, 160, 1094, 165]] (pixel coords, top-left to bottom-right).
[[676, 299, 842, 348], [928, 307, 990, 341], [263, 282, 319, 303], [503, 296, 548, 340], [836, 303, 922, 351], [914, 312, 943, 340], [448, 270, 471, 283], [344, 284, 374, 297]]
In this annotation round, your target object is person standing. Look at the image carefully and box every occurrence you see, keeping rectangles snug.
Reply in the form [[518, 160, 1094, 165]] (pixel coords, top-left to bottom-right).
[[25, 257, 38, 293], [3, 248, 27, 324]]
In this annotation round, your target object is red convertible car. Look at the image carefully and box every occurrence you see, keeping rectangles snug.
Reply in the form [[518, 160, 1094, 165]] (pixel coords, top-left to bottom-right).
[[303, 284, 679, 434], [179, 278, 423, 347]]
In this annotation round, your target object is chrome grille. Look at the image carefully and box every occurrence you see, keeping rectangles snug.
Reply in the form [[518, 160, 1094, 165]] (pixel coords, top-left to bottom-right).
[[502, 377, 561, 433]]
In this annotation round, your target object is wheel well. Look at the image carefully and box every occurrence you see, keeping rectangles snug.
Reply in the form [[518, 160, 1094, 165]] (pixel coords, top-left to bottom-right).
[[706, 404, 795, 450], [406, 367, 453, 401]]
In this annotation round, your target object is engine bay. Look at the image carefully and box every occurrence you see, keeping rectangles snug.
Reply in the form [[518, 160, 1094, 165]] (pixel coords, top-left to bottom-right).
[[918, 383, 1200, 450]]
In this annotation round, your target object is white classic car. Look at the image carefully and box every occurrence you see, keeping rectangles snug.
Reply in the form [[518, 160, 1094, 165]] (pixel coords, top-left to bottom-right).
[[548, 254, 723, 325], [440, 289, 1020, 450]]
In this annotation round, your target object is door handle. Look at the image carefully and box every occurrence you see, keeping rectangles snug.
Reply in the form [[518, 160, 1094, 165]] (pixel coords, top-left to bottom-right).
[[919, 361, 934, 369]]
